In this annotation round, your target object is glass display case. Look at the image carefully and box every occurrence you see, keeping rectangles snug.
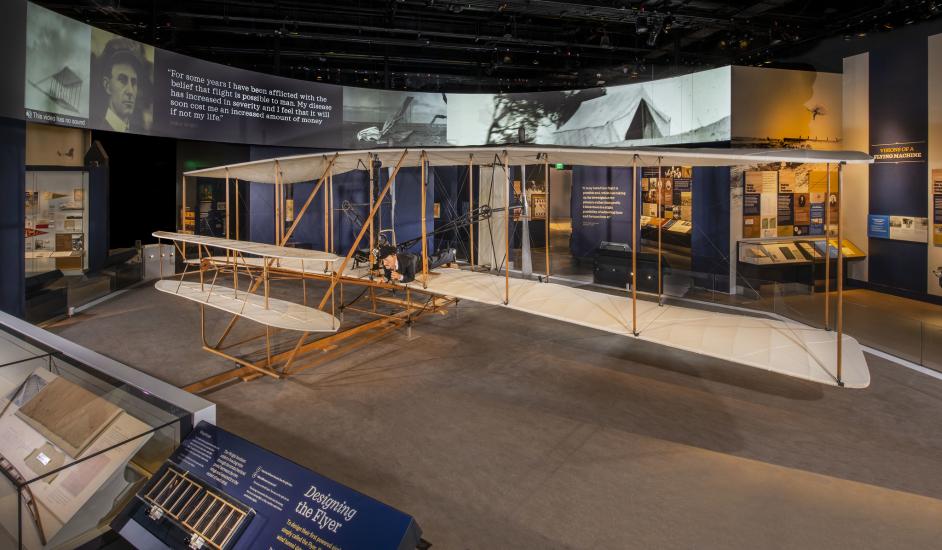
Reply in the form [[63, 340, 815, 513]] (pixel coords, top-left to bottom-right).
[[738, 237, 865, 266], [25, 171, 88, 276], [0, 311, 214, 549]]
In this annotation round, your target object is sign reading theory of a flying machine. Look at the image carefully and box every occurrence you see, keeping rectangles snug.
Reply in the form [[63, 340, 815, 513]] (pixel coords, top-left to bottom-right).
[[113, 422, 424, 550]]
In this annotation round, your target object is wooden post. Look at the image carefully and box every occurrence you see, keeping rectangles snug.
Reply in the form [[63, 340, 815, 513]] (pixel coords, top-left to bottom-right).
[[235, 178, 240, 241], [503, 153, 511, 303], [324, 167, 330, 252], [631, 156, 638, 336], [824, 163, 831, 330], [657, 157, 663, 304], [836, 162, 845, 386], [369, 154, 375, 271], [198, 243, 203, 291], [264, 262, 269, 309], [181, 175, 187, 232], [181, 175, 187, 258], [225, 169, 230, 239], [544, 154, 550, 282], [318, 150, 409, 310], [274, 161, 282, 245], [469, 154, 475, 268], [329, 170, 334, 254], [420, 151, 429, 288]]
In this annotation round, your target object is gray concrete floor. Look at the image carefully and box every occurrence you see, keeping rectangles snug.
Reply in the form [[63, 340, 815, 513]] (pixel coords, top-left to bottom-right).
[[48, 280, 942, 549]]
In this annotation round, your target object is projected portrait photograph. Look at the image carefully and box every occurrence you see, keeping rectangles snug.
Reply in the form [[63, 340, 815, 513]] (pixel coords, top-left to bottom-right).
[[342, 87, 447, 148], [24, 2, 91, 120], [90, 29, 154, 133]]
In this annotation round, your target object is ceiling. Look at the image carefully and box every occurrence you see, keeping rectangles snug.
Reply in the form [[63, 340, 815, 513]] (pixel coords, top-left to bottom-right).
[[34, 0, 942, 92]]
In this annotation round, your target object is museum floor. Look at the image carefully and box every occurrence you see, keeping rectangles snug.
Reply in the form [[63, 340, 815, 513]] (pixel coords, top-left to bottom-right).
[[49, 282, 942, 549]]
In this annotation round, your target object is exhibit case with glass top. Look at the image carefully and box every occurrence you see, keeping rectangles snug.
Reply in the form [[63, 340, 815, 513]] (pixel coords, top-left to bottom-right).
[[738, 237, 865, 266], [0, 311, 214, 549]]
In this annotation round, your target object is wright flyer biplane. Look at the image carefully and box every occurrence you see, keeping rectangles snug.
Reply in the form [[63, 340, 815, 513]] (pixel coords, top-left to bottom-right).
[[155, 146, 872, 393]]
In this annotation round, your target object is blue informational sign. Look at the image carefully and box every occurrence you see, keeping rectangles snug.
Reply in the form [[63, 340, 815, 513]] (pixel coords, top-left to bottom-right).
[[164, 422, 421, 550], [672, 177, 692, 192], [809, 203, 825, 235], [868, 214, 891, 239]]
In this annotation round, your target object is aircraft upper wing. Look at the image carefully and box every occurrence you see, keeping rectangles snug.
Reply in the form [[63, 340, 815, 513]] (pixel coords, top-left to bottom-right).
[[152, 231, 340, 263]]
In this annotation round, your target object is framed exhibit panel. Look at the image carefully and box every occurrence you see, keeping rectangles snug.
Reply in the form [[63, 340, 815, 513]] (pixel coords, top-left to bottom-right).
[[24, 170, 88, 276], [0, 311, 214, 550], [113, 422, 424, 550]]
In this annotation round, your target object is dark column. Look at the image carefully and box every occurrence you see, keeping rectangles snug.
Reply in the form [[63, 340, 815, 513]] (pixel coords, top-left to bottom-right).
[[0, 117, 26, 317]]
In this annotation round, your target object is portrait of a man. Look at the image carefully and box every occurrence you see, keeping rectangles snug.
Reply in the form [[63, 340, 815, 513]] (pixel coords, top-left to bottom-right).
[[91, 30, 154, 133]]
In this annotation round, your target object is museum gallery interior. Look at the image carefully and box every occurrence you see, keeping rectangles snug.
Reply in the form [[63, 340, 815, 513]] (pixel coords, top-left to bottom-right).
[[1, 1, 942, 548]]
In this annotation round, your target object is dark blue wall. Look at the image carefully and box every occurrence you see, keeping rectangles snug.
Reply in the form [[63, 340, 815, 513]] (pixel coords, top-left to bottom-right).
[[86, 163, 109, 273], [245, 153, 433, 257], [867, 28, 929, 294], [0, 1, 26, 316], [570, 165, 730, 278], [0, 117, 26, 317], [390, 167, 434, 255], [247, 145, 321, 245], [691, 167, 731, 277], [570, 166, 637, 258]]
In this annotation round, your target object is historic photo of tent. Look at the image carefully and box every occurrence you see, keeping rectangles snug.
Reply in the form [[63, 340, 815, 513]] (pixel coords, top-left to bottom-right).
[[24, 2, 91, 120], [342, 87, 447, 148], [447, 66, 730, 147], [552, 66, 730, 146]]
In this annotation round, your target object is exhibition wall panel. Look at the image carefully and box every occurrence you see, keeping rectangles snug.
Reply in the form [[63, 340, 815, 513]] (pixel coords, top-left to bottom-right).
[[15, 1, 731, 151], [0, 1, 26, 317], [928, 34, 942, 297], [570, 166, 636, 259], [691, 167, 731, 278], [448, 67, 731, 148], [0, 118, 26, 317], [868, 27, 929, 294], [842, 53, 870, 283], [731, 66, 843, 149]]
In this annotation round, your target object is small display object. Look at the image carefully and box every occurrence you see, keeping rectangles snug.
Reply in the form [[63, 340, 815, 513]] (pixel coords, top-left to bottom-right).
[[114, 422, 425, 550], [529, 192, 547, 220], [666, 220, 692, 234], [0, 312, 210, 550], [738, 237, 865, 266]]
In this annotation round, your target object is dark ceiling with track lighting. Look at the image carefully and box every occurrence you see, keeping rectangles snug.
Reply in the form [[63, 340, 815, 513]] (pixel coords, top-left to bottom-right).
[[32, 0, 942, 92]]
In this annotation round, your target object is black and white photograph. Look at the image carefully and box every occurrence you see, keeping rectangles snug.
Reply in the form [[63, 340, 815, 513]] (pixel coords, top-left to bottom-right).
[[90, 28, 155, 133], [447, 66, 730, 147], [342, 87, 447, 148], [24, 2, 91, 121]]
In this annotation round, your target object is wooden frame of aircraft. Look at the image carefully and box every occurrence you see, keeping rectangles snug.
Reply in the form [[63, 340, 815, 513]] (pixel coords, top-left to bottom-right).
[[159, 146, 873, 392]]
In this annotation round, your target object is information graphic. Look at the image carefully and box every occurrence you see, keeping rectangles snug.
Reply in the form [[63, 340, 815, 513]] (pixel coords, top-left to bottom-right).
[[155, 51, 342, 146], [580, 185, 626, 224], [933, 169, 942, 246], [121, 422, 421, 550], [21, 2, 731, 149], [869, 214, 929, 243]]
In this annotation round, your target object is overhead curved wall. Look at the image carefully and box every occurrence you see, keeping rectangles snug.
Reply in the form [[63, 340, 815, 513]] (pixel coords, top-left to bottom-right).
[[19, 1, 730, 150]]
